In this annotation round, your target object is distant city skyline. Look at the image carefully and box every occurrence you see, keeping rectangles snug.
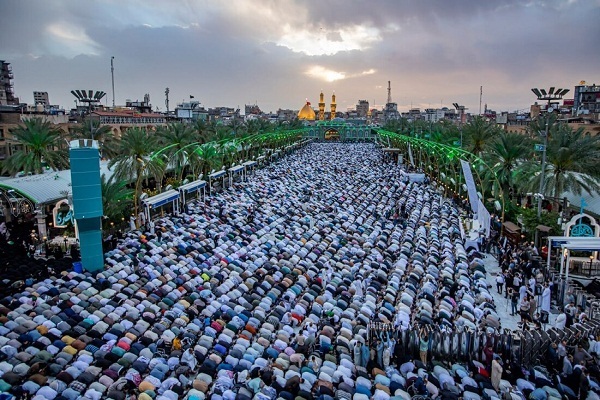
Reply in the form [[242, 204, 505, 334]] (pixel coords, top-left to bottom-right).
[[1, 0, 598, 113]]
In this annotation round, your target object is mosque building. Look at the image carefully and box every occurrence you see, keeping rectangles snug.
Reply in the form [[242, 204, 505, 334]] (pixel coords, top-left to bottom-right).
[[297, 100, 316, 121], [297, 91, 337, 121]]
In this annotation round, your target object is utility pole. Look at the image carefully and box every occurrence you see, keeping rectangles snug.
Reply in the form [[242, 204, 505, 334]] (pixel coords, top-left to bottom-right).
[[165, 87, 170, 114], [111, 57, 115, 108], [479, 86, 482, 115], [531, 87, 570, 247]]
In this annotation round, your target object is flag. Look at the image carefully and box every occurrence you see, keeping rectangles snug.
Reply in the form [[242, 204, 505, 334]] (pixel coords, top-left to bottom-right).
[[190, 95, 195, 99]]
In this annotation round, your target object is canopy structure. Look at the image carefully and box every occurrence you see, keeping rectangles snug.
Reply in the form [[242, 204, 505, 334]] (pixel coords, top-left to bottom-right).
[[547, 236, 600, 305], [228, 165, 245, 186], [142, 189, 180, 222], [207, 170, 227, 194], [178, 179, 206, 205], [242, 160, 258, 180], [0, 161, 114, 206], [256, 155, 266, 166]]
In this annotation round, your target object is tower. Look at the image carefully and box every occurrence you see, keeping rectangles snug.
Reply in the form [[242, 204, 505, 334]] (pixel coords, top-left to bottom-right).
[[384, 81, 400, 122], [69, 140, 104, 272], [318, 91, 325, 121], [330, 92, 336, 120]]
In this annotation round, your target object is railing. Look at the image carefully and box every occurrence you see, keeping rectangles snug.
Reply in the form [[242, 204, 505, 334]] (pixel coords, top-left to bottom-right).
[[570, 260, 600, 277], [365, 319, 600, 367]]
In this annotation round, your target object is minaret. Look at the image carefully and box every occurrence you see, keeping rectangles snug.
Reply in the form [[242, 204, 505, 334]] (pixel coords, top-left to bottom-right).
[[318, 90, 325, 121], [330, 92, 336, 120]]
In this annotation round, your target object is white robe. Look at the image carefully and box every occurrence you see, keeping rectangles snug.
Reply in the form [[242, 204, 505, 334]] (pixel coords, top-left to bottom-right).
[[129, 216, 136, 231], [541, 287, 551, 313], [353, 280, 363, 297], [519, 285, 527, 303], [181, 349, 197, 370], [555, 313, 566, 330]]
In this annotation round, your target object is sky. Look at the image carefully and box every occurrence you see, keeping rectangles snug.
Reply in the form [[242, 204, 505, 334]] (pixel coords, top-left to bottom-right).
[[1, 0, 599, 114]]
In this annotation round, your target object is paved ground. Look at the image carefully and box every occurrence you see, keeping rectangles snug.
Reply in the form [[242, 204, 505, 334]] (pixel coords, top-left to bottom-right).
[[466, 224, 558, 332]]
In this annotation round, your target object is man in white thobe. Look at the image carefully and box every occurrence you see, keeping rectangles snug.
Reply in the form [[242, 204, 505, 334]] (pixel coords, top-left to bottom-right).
[[541, 283, 551, 313]]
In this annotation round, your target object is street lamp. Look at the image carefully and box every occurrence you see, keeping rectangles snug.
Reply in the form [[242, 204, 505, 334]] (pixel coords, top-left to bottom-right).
[[531, 87, 569, 246]]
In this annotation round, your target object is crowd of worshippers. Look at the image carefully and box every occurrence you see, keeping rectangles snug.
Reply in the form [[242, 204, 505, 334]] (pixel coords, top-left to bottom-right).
[[491, 240, 591, 330], [0, 224, 76, 299], [0, 142, 598, 400]]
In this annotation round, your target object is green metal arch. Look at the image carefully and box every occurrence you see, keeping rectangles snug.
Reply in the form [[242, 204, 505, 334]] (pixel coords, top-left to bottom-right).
[[375, 129, 505, 225]]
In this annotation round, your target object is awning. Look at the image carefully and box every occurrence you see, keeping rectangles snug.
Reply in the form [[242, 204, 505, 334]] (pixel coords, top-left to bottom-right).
[[0, 161, 114, 205], [228, 165, 245, 174], [256, 156, 266, 161], [382, 148, 401, 152], [143, 189, 179, 209], [242, 161, 257, 167], [503, 221, 521, 234], [536, 225, 552, 233], [178, 179, 206, 194], [208, 170, 226, 180]]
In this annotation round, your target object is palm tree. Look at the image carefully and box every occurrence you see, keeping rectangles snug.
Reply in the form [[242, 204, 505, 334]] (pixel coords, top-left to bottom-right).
[[515, 124, 600, 198], [483, 131, 532, 199], [108, 127, 163, 218], [156, 123, 195, 182], [71, 118, 116, 159], [3, 117, 69, 176], [101, 174, 133, 227], [463, 116, 498, 155]]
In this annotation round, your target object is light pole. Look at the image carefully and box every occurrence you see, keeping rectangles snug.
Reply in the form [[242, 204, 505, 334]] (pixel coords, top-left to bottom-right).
[[111, 56, 115, 108], [531, 87, 569, 246], [453, 103, 466, 147]]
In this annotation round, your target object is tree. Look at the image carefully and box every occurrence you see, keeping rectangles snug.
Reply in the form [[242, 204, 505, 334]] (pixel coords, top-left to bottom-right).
[[3, 117, 69, 176], [108, 127, 163, 218], [516, 124, 600, 198], [463, 116, 498, 155], [156, 123, 195, 182], [71, 118, 116, 159], [484, 131, 532, 196], [101, 174, 133, 226], [519, 208, 562, 241]]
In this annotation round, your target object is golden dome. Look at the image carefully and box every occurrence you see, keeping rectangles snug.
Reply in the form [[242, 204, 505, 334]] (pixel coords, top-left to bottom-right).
[[298, 101, 316, 120]]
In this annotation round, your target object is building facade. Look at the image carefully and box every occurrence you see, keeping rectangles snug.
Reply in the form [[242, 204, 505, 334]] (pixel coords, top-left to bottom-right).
[[356, 100, 369, 118], [33, 91, 50, 106]]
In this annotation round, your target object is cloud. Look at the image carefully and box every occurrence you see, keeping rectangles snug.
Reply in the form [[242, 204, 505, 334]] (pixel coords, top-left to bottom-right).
[[45, 23, 101, 57], [1, 0, 598, 113], [304, 66, 377, 82], [305, 66, 346, 82], [277, 24, 381, 56]]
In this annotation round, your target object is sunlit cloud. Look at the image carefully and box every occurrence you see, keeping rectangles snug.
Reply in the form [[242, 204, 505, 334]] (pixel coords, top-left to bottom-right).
[[305, 66, 346, 82], [277, 24, 381, 56], [305, 66, 377, 82], [46, 23, 101, 57]]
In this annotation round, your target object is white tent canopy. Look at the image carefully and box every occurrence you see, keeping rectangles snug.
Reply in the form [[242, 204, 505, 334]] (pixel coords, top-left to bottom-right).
[[178, 179, 206, 204], [548, 236, 600, 306], [0, 161, 114, 205], [142, 189, 180, 222]]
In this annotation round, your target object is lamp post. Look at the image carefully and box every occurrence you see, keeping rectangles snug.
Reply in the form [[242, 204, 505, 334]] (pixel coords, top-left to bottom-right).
[[531, 87, 569, 247], [111, 56, 115, 108]]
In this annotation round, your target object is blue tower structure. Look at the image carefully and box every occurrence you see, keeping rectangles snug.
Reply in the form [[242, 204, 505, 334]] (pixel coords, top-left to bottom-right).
[[69, 139, 104, 272]]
